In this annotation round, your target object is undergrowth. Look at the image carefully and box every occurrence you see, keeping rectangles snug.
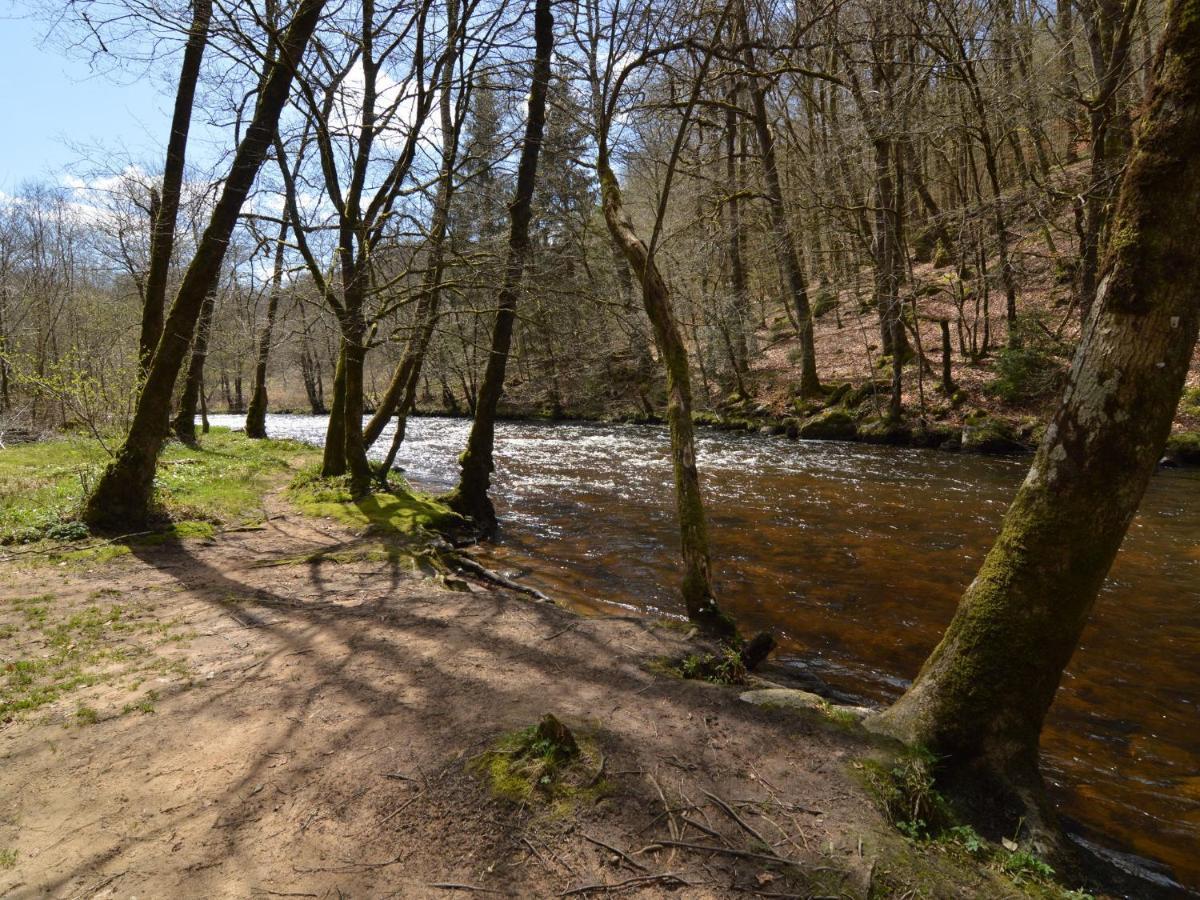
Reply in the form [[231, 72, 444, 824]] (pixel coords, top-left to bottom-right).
[[855, 751, 1094, 899], [287, 467, 463, 538], [470, 714, 609, 816]]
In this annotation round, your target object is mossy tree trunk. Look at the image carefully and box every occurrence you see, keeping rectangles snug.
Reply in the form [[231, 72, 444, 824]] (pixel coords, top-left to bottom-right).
[[172, 287, 216, 445], [443, 0, 552, 533], [82, 0, 327, 531], [245, 220, 289, 439], [597, 165, 736, 640], [139, 0, 212, 374], [322, 344, 348, 477], [870, 0, 1200, 854]]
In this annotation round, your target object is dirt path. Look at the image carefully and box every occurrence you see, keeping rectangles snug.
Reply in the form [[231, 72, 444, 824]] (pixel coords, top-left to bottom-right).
[[0, 493, 1023, 898]]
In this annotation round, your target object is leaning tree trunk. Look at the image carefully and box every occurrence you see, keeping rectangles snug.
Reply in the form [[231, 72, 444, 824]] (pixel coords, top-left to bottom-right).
[[443, 0, 552, 533], [83, 0, 327, 531], [598, 161, 737, 640], [245, 221, 289, 439], [139, 0, 212, 375], [172, 287, 216, 445], [869, 0, 1200, 859]]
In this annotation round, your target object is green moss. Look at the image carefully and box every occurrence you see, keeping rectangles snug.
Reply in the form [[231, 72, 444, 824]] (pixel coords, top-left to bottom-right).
[[288, 468, 464, 538], [470, 716, 609, 815], [1165, 431, 1200, 464], [797, 408, 858, 441]]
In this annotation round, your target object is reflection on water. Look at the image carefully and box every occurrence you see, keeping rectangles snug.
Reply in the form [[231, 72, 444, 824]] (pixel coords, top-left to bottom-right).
[[210, 413, 1200, 889]]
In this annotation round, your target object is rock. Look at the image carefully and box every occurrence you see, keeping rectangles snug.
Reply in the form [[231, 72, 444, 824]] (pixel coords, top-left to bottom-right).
[[797, 408, 858, 441], [739, 688, 871, 720], [857, 418, 912, 445], [960, 414, 1024, 453], [1164, 431, 1200, 465], [782, 417, 801, 439]]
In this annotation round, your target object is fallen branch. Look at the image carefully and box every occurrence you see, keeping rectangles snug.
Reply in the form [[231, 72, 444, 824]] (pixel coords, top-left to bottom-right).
[[428, 884, 506, 894], [581, 833, 646, 872], [559, 872, 690, 896], [446, 551, 552, 601]]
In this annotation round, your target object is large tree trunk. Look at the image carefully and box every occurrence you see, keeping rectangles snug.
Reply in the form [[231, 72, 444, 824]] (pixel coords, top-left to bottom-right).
[[245, 221, 289, 439], [83, 0, 327, 531], [443, 0, 553, 533], [739, 9, 821, 398], [139, 0, 212, 374], [172, 287, 216, 445], [869, 0, 1200, 857]]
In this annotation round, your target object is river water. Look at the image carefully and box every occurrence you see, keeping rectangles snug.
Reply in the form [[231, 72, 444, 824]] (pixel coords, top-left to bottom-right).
[[210, 413, 1200, 890]]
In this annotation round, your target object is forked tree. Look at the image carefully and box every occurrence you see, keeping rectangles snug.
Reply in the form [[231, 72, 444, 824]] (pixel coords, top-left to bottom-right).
[[83, 0, 328, 530]]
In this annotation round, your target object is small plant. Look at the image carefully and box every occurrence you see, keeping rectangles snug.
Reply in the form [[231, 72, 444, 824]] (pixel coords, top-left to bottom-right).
[[74, 705, 99, 726], [677, 646, 748, 685], [0, 847, 16, 869], [945, 824, 986, 857], [858, 749, 950, 838], [1001, 849, 1055, 884]]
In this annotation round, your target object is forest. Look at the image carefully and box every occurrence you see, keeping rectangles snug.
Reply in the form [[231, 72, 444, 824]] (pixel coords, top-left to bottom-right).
[[0, 0, 1197, 896]]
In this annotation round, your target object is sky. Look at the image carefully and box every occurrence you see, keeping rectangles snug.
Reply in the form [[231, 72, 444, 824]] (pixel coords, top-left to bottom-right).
[[0, 5, 172, 192]]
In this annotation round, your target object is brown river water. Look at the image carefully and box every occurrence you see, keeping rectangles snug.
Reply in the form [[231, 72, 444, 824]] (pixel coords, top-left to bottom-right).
[[212, 414, 1200, 892]]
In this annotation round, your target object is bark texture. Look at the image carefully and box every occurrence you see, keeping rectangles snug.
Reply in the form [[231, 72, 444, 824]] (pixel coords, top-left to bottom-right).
[[870, 0, 1200, 853], [83, 0, 327, 530], [172, 287, 216, 445], [443, 0, 552, 532]]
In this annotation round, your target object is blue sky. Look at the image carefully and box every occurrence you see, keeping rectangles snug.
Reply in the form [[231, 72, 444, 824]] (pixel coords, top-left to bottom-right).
[[0, 6, 172, 192]]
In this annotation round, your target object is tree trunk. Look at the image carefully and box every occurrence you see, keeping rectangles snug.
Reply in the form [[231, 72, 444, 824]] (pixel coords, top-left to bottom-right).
[[322, 344, 348, 476], [740, 9, 821, 398], [83, 0, 327, 531], [139, 0, 212, 375], [172, 287, 216, 445], [869, 0, 1200, 858], [443, 0, 552, 532], [245, 221, 289, 439]]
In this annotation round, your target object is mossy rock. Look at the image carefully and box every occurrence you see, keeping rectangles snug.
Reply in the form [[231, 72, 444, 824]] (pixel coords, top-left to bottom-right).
[[858, 418, 912, 445], [812, 290, 838, 319], [932, 240, 952, 269], [798, 408, 858, 441], [960, 415, 1024, 454], [1164, 431, 1200, 465], [911, 423, 960, 450], [691, 410, 722, 427], [824, 382, 853, 406], [842, 380, 891, 410], [911, 226, 938, 263], [782, 417, 802, 439]]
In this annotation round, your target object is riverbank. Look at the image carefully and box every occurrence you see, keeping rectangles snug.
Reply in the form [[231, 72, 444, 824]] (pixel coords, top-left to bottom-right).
[[0, 430, 1153, 898]]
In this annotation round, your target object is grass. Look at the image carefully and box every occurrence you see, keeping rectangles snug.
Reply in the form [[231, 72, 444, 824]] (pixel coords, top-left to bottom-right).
[[0, 428, 320, 547], [287, 467, 463, 538], [0, 594, 192, 724], [0, 848, 15, 869]]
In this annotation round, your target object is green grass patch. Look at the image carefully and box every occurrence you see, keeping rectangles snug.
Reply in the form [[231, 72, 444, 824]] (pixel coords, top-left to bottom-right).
[[287, 468, 463, 538], [0, 429, 320, 546], [1, 595, 192, 723], [0, 848, 16, 869]]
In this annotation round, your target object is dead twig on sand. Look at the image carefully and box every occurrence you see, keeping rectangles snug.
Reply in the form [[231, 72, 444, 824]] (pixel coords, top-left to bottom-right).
[[559, 872, 690, 896], [702, 789, 770, 848], [580, 833, 647, 872], [646, 839, 801, 867], [428, 883, 506, 894]]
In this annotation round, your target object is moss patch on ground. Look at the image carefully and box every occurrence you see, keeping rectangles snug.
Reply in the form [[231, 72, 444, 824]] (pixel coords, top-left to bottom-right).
[[0, 429, 320, 546], [470, 715, 610, 816], [287, 468, 463, 539]]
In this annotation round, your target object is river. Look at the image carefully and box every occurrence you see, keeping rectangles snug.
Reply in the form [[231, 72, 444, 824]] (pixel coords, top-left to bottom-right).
[[210, 413, 1200, 891]]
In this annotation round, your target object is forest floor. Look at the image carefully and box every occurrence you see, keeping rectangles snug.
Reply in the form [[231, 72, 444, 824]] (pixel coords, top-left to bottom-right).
[[0, 435, 1123, 898]]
